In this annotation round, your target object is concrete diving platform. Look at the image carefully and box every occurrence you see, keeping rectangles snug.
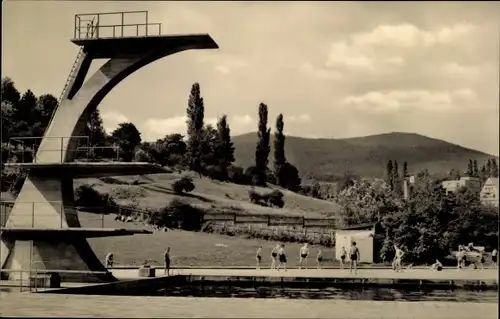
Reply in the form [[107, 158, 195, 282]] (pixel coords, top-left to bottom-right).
[[0, 227, 152, 239], [3, 162, 167, 178]]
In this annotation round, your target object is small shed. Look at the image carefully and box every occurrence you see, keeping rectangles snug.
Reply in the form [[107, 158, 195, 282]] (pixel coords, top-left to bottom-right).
[[335, 223, 378, 263]]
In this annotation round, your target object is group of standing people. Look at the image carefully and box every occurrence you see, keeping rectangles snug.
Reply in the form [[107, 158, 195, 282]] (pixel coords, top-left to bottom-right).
[[256, 242, 361, 274]]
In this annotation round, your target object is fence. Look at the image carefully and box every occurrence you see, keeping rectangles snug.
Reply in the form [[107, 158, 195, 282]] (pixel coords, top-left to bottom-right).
[[7, 136, 120, 163], [74, 11, 162, 40], [0, 201, 106, 229]]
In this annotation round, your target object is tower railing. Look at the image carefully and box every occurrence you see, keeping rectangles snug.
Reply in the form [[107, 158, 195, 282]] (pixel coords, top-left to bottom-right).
[[7, 136, 120, 163], [74, 11, 162, 40], [0, 201, 106, 229]]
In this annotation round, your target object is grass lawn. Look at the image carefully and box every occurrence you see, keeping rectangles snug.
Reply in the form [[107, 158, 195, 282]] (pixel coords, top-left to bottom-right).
[[82, 212, 336, 267]]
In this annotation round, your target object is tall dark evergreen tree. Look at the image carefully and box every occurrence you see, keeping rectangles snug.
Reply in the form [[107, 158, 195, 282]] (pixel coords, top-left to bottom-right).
[[255, 103, 271, 186], [393, 160, 402, 195], [386, 160, 394, 190], [473, 159, 479, 178], [403, 161, 409, 178], [486, 159, 492, 177], [186, 83, 205, 173], [466, 159, 473, 177], [273, 114, 286, 186], [215, 115, 235, 180], [491, 158, 499, 178]]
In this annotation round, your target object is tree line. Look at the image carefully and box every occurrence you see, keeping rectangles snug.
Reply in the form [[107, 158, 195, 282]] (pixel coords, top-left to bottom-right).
[[1, 77, 301, 192]]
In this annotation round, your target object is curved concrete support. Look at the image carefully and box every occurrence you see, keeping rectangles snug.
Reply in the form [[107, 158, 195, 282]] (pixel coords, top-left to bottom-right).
[[38, 45, 198, 164], [2, 38, 217, 282]]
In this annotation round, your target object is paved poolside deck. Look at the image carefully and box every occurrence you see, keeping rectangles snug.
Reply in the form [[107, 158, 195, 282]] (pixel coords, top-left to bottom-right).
[[0, 292, 497, 318], [111, 267, 499, 282]]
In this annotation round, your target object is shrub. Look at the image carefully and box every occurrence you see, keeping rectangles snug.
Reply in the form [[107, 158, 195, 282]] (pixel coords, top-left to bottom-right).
[[227, 165, 246, 184], [134, 148, 154, 163], [248, 189, 285, 208], [151, 199, 205, 231], [172, 176, 195, 194], [74, 185, 117, 214]]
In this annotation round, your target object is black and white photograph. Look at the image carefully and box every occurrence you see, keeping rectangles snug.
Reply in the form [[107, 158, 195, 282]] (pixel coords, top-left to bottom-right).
[[1, 1, 498, 318]]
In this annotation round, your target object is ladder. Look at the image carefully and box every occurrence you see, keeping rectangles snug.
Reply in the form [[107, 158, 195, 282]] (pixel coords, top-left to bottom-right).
[[44, 18, 98, 132]]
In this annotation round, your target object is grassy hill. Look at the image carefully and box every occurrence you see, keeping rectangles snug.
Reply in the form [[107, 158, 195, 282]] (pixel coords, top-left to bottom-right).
[[232, 132, 496, 181], [75, 171, 341, 218]]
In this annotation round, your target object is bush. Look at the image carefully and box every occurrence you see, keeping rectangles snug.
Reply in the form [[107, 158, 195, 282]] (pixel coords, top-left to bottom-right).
[[150, 199, 205, 231], [134, 148, 154, 163], [172, 176, 195, 194], [248, 189, 285, 208], [74, 185, 117, 214], [227, 165, 246, 184]]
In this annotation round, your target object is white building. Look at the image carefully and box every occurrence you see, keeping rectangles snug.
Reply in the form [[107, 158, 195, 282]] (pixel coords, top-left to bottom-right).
[[441, 176, 482, 195], [480, 177, 499, 207], [335, 224, 375, 263]]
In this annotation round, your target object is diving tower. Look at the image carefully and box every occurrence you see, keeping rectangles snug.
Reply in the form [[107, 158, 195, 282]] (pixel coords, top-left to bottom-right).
[[1, 11, 219, 283]]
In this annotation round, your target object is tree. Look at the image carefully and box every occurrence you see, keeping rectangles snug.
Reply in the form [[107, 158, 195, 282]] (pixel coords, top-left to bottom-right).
[[214, 115, 235, 180], [337, 179, 401, 227], [273, 114, 286, 185], [472, 159, 479, 178], [486, 159, 492, 177], [111, 122, 142, 162], [466, 159, 473, 177], [448, 168, 461, 180], [186, 83, 205, 173], [393, 160, 402, 196], [276, 162, 301, 191], [83, 109, 107, 147], [386, 160, 394, 191], [403, 161, 408, 178], [491, 158, 499, 178], [150, 133, 187, 166], [254, 103, 271, 186]]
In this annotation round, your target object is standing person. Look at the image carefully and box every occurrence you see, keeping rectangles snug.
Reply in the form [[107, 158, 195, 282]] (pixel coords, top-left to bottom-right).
[[339, 246, 347, 270], [276, 244, 287, 271], [393, 245, 405, 272], [105, 252, 114, 269], [164, 247, 171, 276], [270, 244, 279, 269], [299, 243, 310, 270], [349, 242, 360, 275], [478, 249, 485, 271], [256, 246, 262, 270], [492, 248, 497, 268], [456, 245, 466, 270], [316, 248, 323, 269]]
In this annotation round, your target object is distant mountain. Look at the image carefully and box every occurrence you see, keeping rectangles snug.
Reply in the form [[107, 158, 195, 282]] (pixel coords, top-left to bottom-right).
[[232, 132, 497, 181]]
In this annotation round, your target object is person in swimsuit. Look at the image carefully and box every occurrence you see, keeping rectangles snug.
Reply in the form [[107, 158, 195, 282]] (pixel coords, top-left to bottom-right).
[[339, 246, 347, 269], [276, 244, 287, 271], [349, 242, 360, 275], [256, 246, 262, 270], [299, 243, 310, 269], [270, 244, 279, 269], [105, 252, 114, 269], [393, 245, 405, 272], [478, 249, 485, 271], [492, 248, 497, 268], [456, 245, 466, 270], [316, 248, 323, 269], [431, 259, 443, 271], [164, 247, 171, 276]]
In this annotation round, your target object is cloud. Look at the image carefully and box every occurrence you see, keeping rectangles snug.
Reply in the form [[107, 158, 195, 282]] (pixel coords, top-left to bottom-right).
[[198, 53, 249, 75], [351, 23, 476, 48], [342, 89, 477, 113], [287, 114, 312, 123], [300, 62, 343, 80], [325, 23, 476, 72], [142, 114, 255, 141], [441, 62, 481, 79], [101, 111, 129, 133]]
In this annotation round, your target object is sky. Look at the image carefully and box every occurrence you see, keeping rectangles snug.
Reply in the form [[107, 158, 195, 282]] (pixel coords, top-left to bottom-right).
[[2, 1, 499, 155]]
